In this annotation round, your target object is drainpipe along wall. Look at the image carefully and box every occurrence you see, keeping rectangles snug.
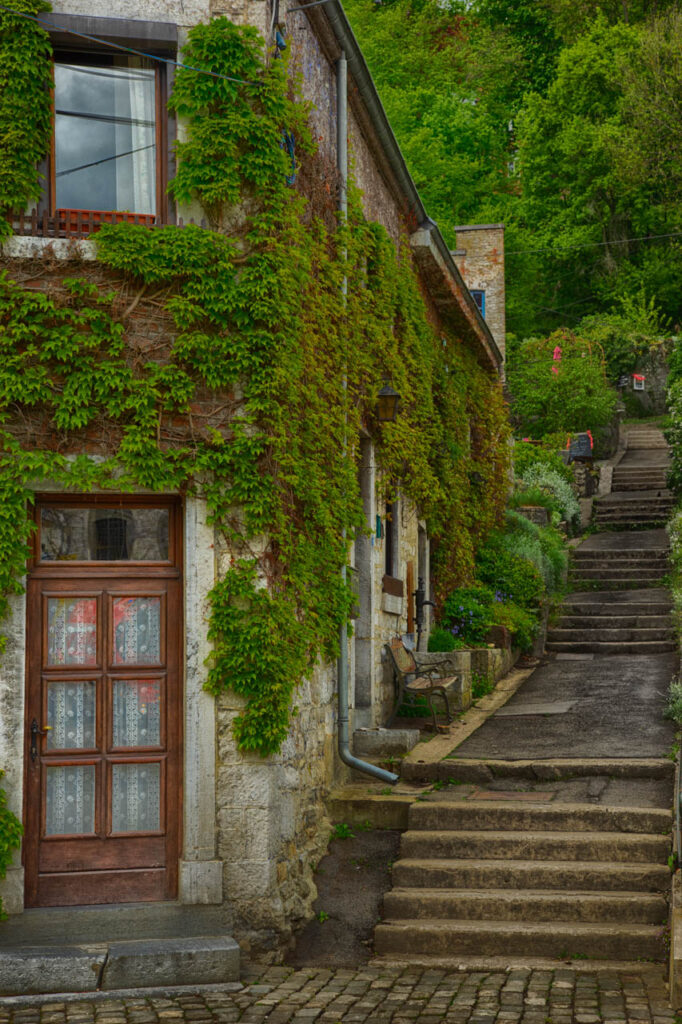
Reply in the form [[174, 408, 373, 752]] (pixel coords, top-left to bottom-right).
[[335, 52, 399, 787]]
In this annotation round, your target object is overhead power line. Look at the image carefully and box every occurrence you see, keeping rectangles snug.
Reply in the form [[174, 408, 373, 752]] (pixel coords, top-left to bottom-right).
[[0, 2, 259, 86], [506, 230, 682, 257]]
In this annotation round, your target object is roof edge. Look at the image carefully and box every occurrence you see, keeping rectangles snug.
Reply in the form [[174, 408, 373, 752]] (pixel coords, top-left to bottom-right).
[[313, 0, 503, 371]]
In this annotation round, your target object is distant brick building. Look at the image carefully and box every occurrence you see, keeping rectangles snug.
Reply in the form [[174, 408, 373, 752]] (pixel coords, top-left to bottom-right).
[[452, 223, 506, 366]]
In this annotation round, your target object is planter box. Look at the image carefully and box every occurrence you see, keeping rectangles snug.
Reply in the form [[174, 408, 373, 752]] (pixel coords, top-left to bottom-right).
[[57, 209, 156, 235]]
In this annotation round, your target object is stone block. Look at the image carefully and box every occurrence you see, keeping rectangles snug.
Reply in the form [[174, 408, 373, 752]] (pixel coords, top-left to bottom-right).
[[486, 625, 511, 650], [381, 593, 402, 615], [352, 727, 420, 758], [0, 865, 24, 916], [101, 936, 240, 990], [0, 945, 105, 995], [178, 859, 223, 905], [516, 505, 549, 526]]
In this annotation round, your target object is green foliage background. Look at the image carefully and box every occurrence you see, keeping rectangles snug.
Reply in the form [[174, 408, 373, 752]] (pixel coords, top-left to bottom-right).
[[342, 0, 682, 345]]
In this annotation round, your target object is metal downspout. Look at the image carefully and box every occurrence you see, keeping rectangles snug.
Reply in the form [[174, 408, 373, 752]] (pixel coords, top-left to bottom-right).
[[336, 52, 399, 786]]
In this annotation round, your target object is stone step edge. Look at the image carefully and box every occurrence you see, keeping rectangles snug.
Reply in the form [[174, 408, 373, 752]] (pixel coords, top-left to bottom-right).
[[370, 954, 667, 972], [400, 757, 675, 783]]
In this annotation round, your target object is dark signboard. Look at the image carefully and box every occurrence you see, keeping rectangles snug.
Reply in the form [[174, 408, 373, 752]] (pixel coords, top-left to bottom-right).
[[568, 432, 592, 462]]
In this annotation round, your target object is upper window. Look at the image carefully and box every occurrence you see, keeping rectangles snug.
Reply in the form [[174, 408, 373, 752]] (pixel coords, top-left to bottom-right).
[[53, 55, 159, 221], [470, 289, 486, 319]]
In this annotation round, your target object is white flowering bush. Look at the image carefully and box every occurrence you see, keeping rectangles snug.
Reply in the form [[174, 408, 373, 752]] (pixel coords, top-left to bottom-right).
[[521, 464, 580, 526]]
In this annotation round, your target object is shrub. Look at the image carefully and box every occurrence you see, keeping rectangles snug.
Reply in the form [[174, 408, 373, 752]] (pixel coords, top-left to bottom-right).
[[665, 381, 682, 492], [664, 677, 682, 725], [513, 440, 573, 485], [427, 626, 461, 652], [476, 540, 544, 609], [509, 485, 561, 521], [519, 465, 580, 526], [492, 601, 538, 652], [441, 585, 495, 645], [0, 770, 22, 920]]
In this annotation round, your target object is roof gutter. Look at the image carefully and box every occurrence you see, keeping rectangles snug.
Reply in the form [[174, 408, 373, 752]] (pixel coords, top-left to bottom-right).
[[319, 0, 502, 370]]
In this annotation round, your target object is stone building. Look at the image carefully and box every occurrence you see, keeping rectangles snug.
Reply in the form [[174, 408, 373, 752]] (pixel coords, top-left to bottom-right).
[[0, 0, 502, 978], [452, 223, 506, 365]]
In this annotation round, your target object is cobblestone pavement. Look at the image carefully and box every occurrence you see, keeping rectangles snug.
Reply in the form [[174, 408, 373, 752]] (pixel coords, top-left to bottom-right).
[[0, 965, 676, 1024]]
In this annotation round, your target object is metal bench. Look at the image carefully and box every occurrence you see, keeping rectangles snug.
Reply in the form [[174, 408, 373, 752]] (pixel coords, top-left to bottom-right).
[[385, 635, 457, 731]]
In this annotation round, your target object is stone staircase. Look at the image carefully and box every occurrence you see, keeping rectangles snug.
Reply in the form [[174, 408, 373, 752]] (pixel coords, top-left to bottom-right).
[[375, 798, 671, 961], [545, 588, 675, 655], [594, 425, 672, 527], [374, 422, 677, 967], [593, 491, 675, 528]]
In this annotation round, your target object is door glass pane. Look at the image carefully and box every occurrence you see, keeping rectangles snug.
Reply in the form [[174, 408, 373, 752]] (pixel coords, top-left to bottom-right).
[[113, 680, 161, 747], [47, 681, 96, 749], [45, 765, 96, 835], [112, 763, 160, 832], [54, 58, 156, 215], [47, 598, 97, 666], [113, 597, 161, 665], [40, 507, 169, 561]]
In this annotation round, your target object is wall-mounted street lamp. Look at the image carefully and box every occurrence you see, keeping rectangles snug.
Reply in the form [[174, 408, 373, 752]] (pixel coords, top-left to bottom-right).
[[377, 382, 401, 423]]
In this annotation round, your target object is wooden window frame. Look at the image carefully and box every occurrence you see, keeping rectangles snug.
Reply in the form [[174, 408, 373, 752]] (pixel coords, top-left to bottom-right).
[[37, 16, 178, 229], [31, 494, 182, 576]]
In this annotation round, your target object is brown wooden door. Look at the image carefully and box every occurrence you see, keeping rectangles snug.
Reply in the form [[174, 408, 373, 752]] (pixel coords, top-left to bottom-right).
[[24, 498, 182, 907]]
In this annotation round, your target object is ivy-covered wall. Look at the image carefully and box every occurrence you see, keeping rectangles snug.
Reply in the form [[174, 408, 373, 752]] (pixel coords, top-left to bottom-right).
[[0, 0, 510, 945]]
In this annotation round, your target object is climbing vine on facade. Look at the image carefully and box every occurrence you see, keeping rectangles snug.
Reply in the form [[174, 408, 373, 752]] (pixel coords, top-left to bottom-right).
[[0, 9, 510, 756]]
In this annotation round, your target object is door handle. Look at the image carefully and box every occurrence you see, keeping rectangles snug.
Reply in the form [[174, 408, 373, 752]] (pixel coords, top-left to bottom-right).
[[30, 718, 51, 763]]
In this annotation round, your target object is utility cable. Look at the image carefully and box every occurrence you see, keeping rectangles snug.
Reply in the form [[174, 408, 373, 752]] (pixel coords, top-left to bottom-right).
[[506, 229, 682, 257], [0, 2, 260, 87]]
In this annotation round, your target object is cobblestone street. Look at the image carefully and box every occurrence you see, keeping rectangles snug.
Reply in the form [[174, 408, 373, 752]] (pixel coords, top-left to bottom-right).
[[0, 965, 676, 1024]]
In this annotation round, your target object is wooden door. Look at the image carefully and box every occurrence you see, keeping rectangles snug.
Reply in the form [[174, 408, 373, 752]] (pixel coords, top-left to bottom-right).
[[24, 498, 182, 907]]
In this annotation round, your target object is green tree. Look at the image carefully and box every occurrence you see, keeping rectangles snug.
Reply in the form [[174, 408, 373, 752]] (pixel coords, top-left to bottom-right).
[[507, 330, 616, 437]]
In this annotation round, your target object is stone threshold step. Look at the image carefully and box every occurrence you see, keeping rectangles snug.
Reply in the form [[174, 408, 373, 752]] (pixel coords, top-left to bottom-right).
[[0, 935, 240, 997], [383, 888, 668, 924], [391, 858, 670, 893], [371, 953, 667, 972], [374, 919, 665, 960], [399, 829, 669, 863], [0, 902, 231, 948]]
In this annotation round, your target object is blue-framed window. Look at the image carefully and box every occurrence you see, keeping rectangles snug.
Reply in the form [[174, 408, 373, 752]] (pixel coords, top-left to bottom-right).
[[470, 289, 486, 319]]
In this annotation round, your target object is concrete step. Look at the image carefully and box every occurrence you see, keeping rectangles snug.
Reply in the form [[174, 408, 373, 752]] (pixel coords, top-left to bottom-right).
[[545, 639, 677, 654], [612, 478, 669, 488], [555, 615, 673, 629], [565, 573, 667, 581], [382, 888, 668, 924], [561, 594, 672, 616], [593, 517, 671, 527], [546, 627, 674, 643], [407, 801, 672, 834], [571, 552, 669, 564], [400, 757, 675, 786], [391, 858, 670, 893], [399, 830, 670, 863], [374, 919, 665, 960]]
